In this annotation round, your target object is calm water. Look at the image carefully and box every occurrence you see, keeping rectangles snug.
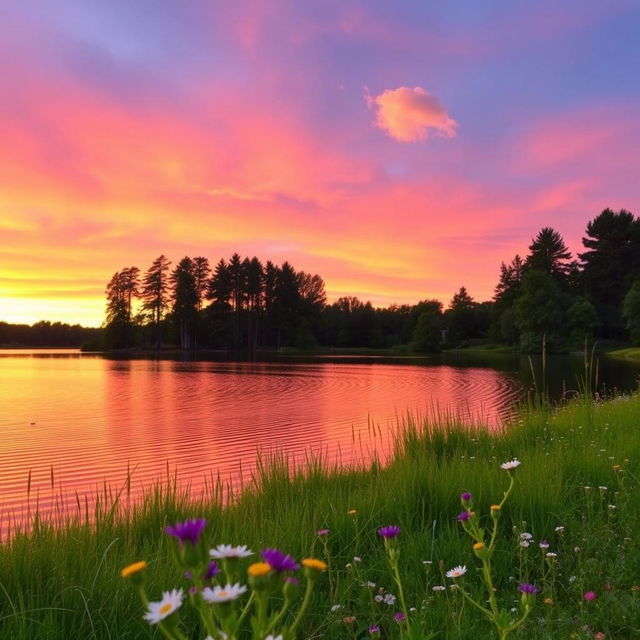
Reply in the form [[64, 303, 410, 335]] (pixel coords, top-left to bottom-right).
[[0, 350, 638, 526]]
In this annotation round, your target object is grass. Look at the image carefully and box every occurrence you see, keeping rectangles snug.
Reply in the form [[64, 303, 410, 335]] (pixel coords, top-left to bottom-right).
[[1, 394, 640, 639], [606, 347, 640, 361]]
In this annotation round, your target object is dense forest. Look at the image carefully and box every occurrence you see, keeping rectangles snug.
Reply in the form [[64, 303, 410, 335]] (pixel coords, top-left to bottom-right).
[[3, 208, 638, 352], [94, 208, 640, 354]]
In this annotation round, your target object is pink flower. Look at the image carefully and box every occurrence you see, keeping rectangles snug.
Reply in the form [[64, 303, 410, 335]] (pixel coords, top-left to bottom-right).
[[583, 590, 597, 601], [594, 633, 606, 640]]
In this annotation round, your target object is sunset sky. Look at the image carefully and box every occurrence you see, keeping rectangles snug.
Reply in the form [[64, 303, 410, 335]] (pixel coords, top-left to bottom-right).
[[1, 0, 639, 327]]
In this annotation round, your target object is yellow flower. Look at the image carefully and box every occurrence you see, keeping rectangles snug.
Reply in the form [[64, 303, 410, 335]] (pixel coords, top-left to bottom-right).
[[544, 597, 553, 605], [302, 558, 328, 571], [613, 464, 621, 471], [120, 560, 147, 578], [490, 504, 501, 511], [248, 562, 271, 577], [473, 542, 484, 550], [348, 509, 357, 516]]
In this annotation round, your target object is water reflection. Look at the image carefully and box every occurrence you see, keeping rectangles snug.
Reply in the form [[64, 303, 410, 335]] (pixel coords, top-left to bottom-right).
[[0, 351, 638, 528]]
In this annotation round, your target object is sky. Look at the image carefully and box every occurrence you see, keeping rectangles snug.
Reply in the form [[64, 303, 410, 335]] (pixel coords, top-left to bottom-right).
[[1, 0, 639, 327]]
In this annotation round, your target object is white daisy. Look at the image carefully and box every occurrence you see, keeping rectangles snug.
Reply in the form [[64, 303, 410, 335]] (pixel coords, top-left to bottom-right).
[[432, 585, 446, 591], [202, 583, 247, 603], [500, 459, 521, 470], [209, 544, 253, 559], [265, 636, 283, 640], [143, 588, 184, 625], [446, 565, 467, 579]]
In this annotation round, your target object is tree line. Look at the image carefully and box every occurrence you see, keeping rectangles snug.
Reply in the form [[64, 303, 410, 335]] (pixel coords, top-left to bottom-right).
[[0, 321, 100, 348], [98, 207, 640, 353]]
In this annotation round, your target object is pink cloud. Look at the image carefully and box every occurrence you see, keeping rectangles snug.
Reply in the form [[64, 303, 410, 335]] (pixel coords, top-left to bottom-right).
[[367, 86, 458, 142]]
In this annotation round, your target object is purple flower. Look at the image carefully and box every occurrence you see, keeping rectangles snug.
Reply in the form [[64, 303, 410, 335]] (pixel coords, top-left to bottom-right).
[[204, 561, 220, 580], [317, 528, 330, 537], [457, 511, 470, 522], [584, 591, 597, 601], [378, 525, 400, 539], [165, 518, 207, 545], [519, 583, 540, 594], [461, 492, 473, 502], [394, 612, 406, 623], [369, 625, 380, 635], [261, 548, 300, 572], [539, 540, 550, 549]]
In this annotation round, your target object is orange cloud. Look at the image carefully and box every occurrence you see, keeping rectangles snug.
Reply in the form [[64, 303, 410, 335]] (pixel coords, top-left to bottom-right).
[[367, 86, 458, 142]]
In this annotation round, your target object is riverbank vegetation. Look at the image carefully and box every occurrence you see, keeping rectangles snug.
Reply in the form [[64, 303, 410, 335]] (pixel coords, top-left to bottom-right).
[[95, 208, 640, 355], [2, 392, 639, 638]]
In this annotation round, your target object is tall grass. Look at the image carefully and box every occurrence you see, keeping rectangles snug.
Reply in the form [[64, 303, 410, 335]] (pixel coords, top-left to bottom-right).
[[1, 393, 640, 638]]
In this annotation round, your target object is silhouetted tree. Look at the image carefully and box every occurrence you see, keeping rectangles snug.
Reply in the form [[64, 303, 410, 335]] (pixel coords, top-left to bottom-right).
[[525, 227, 572, 282], [171, 257, 199, 350], [566, 296, 599, 348], [105, 271, 130, 348], [274, 262, 301, 348], [141, 255, 172, 348], [412, 300, 443, 353], [579, 208, 640, 338], [192, 257, 211, 312], [246, 257, 264, 351]]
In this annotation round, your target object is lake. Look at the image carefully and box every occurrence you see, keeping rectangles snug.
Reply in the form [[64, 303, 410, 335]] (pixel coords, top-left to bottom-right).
[[1, 349, 638, 528]]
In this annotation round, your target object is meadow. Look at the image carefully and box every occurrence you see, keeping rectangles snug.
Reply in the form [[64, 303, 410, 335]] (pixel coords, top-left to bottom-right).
[[1, 391, 639, 639]]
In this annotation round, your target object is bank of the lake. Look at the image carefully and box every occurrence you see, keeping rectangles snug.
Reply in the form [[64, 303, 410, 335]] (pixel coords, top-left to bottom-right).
[[2, 393, 640, 639]]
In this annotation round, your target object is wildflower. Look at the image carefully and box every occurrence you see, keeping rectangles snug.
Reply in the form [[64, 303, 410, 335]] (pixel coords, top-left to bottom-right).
[[204, 561, 221, 580], [302, 558, 328, 572], [500, 459, 521, 470], [202, 583, 247, 603], [473, 542, 485, 550], [261, 548, 300, 572], [247, 562, 271, 577], [446, 565, 467, 579], [603, 582, 612, 591], [583, 591, 597, 601], [330, 604, 343, 612], [394, 612, 407, 623], [599, 486, 608, 492], [378, 525, 400, 539], [265, 636, 283, 640], [520, 532, 533, 541], [584, 486, 592, 492], [461, 492, 473, 502], [348, 509, 357, 515], [345, 563, 353, 569], [432, 586, 446, 591], [457, 511, 470, 522], [520, 541, 530, 548], [384, 593, 396, 605], [143, 589, 184, 624], [608, 504, 616, 510], [120, 561, 147, 579], [369, 626, 381, 636], [343, 616, 356, 624], [165, 519, 207, 545], [539, 540, 550, 549], [366, 581, 377, 588], [374, 595, 384, 603], [555, 526, 565, 533], [545, 552, 558, 559], [210, 544, 253, 559], [613, 464, 621, 471], [595, 633, 606, 640], [544, 597, 553, 605], [353, 556, 362, 563], [490, 504, 501, 511], [316, 528, 330, 537], [519, 583, 540, 594]]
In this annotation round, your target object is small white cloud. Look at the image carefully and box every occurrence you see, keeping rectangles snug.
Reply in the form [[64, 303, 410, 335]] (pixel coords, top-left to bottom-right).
[[367, 86, 458, 142]]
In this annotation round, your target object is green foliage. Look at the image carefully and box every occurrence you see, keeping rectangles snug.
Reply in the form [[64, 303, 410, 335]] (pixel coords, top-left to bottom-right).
[[411, 301, 443, 353], [622, 281, 640, 345], [566, 296, 599, 348], [515, 270, 564, 352]]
